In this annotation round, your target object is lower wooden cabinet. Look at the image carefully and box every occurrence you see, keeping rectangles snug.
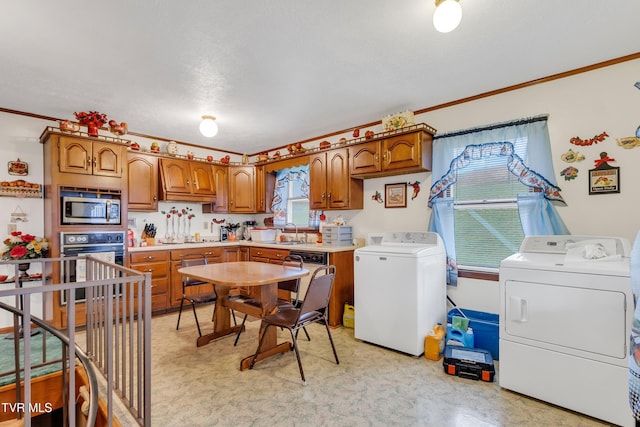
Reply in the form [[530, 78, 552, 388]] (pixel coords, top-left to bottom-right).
[[169, 247, 223, 308], [129, 250, 170, 312]]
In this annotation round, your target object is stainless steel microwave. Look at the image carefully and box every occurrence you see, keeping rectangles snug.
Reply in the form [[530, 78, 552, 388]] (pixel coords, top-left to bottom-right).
[[62, 196, 121, 225]]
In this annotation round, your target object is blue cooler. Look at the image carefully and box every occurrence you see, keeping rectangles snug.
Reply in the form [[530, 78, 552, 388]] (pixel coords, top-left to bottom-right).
[[447, 308, 499, 360]]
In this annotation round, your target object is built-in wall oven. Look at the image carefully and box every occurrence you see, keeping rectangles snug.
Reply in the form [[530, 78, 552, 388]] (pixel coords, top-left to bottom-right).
[[289, 250, 328, 303], [60, 231, 125, 304]]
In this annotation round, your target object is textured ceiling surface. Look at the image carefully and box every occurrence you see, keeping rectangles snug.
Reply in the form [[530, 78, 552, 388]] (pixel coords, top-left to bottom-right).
[[1, 1, 638, 154]]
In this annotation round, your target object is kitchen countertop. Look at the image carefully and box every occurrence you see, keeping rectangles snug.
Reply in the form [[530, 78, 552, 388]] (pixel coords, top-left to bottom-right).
[[128, 240, 361, 253]]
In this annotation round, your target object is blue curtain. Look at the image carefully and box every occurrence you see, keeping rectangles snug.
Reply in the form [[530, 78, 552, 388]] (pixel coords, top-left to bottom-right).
[[428, 198, 458, 286], [271, 165, 316, 228], [428, 115, 567, 285], [517, 193, 569, 236]]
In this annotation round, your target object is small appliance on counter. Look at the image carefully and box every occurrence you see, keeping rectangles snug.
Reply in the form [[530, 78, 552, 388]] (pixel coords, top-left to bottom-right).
[[242, 220, 257, 240], [219, 227, 228, 241]]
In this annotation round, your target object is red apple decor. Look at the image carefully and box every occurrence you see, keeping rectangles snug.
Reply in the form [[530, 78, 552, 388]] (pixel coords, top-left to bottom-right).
[[206, 155, 213, 162], [130, 142, 140, 151], [220, 155, 231, 164], [365, 130, 375, 140], [287, 142, 306, 154], [108, 119, 128, 136]]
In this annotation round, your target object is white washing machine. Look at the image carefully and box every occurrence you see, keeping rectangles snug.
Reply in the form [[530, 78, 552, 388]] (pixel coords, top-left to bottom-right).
[[499, 235, 634, 427], [354, 231, 446, 356]]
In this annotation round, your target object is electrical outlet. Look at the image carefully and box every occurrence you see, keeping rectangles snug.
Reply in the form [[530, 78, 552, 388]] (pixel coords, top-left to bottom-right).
[[128, 218, 137, 227], [203, 221, 209, 229], [7, 223, 17, 234]]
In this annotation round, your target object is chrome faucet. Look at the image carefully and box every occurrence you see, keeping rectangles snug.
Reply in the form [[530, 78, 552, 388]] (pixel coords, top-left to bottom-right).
[[284, 222, 298, 242]]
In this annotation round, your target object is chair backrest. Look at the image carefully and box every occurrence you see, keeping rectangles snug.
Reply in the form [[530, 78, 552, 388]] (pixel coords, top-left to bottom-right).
[[298, 265, 336, 316], [181, 254, 208, 287], [278, 255, 304, 294]]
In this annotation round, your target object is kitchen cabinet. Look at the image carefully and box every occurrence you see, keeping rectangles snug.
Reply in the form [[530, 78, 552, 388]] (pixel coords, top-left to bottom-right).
[[255, 165, 275, 213], [127, 152, 158, 211], [129, 250, 170, 312], [58, 136, 126, 177], [349, 129, 433, 177], [159, 158, 216, 202], [169, 247, 223, 308], [228, 166, 255, 213], [309, 148, 363, 210], [244, 246, 291, 299]]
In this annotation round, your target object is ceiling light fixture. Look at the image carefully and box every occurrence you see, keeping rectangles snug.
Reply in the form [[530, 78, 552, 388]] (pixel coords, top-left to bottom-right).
[[433, 0, 462, 33], [199, 115, 218, 138]]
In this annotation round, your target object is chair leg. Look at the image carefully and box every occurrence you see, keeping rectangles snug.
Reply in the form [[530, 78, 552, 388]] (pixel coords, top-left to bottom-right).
[[289, 327, 306, 385], [323, 320, 339, 365], [176, 298, 185, 330], [233, 314, 248, 346], [303, 326, 311, 341], [191, 301, 202, 337]]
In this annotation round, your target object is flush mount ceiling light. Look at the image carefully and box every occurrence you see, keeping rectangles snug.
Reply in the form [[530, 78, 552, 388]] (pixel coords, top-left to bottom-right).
[[199, 115, 218, 138], [433, 0, 462, 33]]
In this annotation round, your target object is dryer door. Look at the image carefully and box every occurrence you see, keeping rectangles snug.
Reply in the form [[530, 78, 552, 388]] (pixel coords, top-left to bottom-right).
[[504, 277, 627, 360]]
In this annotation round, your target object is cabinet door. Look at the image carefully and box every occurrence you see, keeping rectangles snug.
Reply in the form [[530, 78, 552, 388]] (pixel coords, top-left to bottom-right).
[[59, 138, 92, 175], [160, 158, 192, 193], [212, 165, 229, 213], [92, 141, 124, 177], [308, 153, 327, 210], [127, 153, 158, 211], [327, 148, 350, 209], [349, 141, 381, 175], [190, 162, 215, 195], [229, 166, 255, 212], [382, 134, 421, 171]]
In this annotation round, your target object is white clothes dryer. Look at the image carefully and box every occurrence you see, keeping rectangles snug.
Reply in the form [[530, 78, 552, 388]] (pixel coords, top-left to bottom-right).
[[499, 235, 634, 426]]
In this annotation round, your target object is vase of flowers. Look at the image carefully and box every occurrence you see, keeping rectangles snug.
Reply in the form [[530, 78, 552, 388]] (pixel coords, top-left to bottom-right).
[[74, 111, 108, 137], [2, 231, 49, 279]]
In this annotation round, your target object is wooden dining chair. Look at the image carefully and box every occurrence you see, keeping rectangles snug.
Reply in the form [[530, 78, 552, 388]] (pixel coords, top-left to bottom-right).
[[233, 255, 309, 346], [176, 254, 218, 337], [249, 265, 339, 385]]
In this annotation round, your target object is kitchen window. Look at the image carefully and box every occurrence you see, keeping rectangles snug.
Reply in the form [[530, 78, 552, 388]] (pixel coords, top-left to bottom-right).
[[428, 115, 568, 285], [271, 165, 319, 229]]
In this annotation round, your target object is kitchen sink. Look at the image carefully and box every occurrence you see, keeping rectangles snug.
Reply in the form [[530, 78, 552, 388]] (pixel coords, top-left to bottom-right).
[[274, 241, 306, 245]]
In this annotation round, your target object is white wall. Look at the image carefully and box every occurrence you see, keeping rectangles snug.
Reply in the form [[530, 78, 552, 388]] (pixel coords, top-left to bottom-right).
[[1, 58, 638, 314]]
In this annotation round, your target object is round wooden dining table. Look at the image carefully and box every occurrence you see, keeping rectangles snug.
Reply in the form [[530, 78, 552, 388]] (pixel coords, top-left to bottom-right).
[[178, 261, 309, 370]]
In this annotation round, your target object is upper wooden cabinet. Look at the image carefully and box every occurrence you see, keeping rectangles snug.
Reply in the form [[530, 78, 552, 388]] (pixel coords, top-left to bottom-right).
[[211, 164, 229, 213], [228, 166, 255, 212], [58, 137, 125, 177], [158, 158, 215, 202], [350, 129, 433, 177], [127, 152, 158, 211], [309, 148, 363, 210], [255, 165, 275, 213]]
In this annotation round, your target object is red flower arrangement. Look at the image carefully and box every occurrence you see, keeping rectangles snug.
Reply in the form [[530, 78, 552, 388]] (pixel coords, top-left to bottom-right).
[[2, 231, 49, 260], [74, 111, 108, 127]]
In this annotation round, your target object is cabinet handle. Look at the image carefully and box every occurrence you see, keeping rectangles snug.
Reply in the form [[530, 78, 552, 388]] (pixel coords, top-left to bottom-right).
[[144, 269, 153, 273], [144, 256, 155, 260], [186, 179, 190, 185], [374, 153, 378, 162], [204, 252, 213, 255], [276, 254, 282, 258], [328, 192, 332, 200], [230, 200, 234, 205], [382, 153, 387, 161], [153, 195, 157, 201], [321, 192, 325, 201]]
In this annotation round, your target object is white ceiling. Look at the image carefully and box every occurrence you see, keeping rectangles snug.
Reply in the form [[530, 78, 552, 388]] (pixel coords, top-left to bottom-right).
[[1, 1, 638, 155]]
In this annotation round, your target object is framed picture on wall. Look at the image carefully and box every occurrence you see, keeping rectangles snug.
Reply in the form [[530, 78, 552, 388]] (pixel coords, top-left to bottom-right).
[[385, 183, 407, 208], [588, 166, 620, 195]]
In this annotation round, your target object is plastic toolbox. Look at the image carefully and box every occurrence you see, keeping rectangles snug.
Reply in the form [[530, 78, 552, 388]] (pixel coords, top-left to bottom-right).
[[443, 346, 495, 382]]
